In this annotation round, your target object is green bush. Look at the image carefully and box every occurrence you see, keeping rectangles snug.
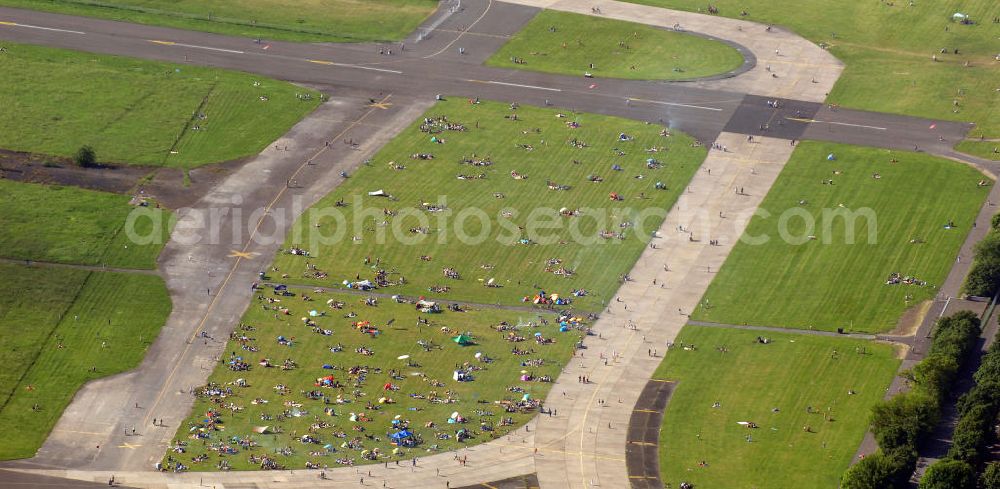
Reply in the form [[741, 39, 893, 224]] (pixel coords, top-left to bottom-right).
[[945, 334, 1000, 469], [908, 354, 960, 402], [991, 213, 1000, 231], [924, 311, 1000, 481], [928, 311, 981, 360], [965, 230, 1000, 296], [870, 393, 938, 451], [974, 231, 1000, 262], [973, 341, 1000, 385], [955, 381, 1000, 415], [843, 452, 896, 489], [982, 462, 1000, 489], [73, 145, 96, 167], [845, 311, 982, 487], [947, 403, 995, 465], [919, 459, 976, 489], [964, 260, 1000, 297]]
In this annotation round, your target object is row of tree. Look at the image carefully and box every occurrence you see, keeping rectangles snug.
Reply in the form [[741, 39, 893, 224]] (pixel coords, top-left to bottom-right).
[[841, 311, 982, 488], [963, 214, 1000, 297], [920, 326, 1000, 489]]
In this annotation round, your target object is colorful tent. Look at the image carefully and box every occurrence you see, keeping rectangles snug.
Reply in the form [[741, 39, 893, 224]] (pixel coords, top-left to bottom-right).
[[389, 430, 413, 439], [453, 334, 474, 345]]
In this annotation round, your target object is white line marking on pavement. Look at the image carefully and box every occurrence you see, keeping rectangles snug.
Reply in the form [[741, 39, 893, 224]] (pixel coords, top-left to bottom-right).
[[0, 21, 84, 34], [814, 120, 887, 131], [172, 42, 244, 54], [423, 0, 494, 59], [308, 59, 403, 74], [336, 64, 402, 74], [482, 80, 562, 92], [149, 40, 244, 54], [628, 97, 724, 112]]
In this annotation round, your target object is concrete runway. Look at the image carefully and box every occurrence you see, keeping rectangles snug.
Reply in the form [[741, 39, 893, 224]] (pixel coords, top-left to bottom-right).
[[0, 1, 974, 152]]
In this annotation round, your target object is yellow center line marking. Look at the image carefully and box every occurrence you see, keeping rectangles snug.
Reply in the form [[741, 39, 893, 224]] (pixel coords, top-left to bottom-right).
[[633, 408, 659, 413], [0, 21, 17, 26], [228, 250, 257, 259], [650, 379, 675, 383], [368, 101, 393, 110], [148, 40, 175, 46], [117, 442, 142, 449], [308, 59, 335, 65]]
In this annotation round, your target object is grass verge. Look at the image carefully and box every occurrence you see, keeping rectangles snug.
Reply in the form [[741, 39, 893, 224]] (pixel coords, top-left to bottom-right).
[[956, 140, 1000, 161], [0, 42, 321, 168], [486, 10, 744, 80], [0, 0, 436, 43]]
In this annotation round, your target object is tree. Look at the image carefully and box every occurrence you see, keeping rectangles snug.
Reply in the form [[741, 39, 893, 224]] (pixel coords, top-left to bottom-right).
[[947, 403, 995, 465], [870, 393, 938, 451], [74, 145, 96, 167], [841, 448, 917, 489], [909, 354, 959, 402], [964, 231, 1000, 296], [919, 459, 976, 489], [842, 452, 894, 489], [973, 231, 1000, 263]]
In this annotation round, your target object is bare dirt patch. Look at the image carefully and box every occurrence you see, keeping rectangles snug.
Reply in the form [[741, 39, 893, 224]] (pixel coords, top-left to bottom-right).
[[888, 300, 932, 337], [0, 148, 245, 209]]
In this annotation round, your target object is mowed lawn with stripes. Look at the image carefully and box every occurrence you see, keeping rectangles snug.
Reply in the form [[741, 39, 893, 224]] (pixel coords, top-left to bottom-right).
[[0, 264, 171, 460], [655, 326, 900, 489], [0, 42, 320, 168], [693, 142, 986, 333], [0, 181, 173, 460]]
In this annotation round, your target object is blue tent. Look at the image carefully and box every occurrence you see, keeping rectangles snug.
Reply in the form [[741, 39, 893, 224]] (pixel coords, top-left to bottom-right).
[[390, 430, 413, 439]]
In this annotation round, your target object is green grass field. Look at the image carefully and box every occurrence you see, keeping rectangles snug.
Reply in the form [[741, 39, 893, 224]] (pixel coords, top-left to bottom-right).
[[0, 0, 436, 43], [956, 140, 1000, 161], [0, 180, 171, 268], [624, 0, 1000, 136], [486, 10, 743, 80], [273, 99, 706, 311], [166, 290, 577, 470], [0, 263, 171, 460], [694, 142, 986, 333], [0, 42, 320, 168], [655, 326, 900, 489]]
